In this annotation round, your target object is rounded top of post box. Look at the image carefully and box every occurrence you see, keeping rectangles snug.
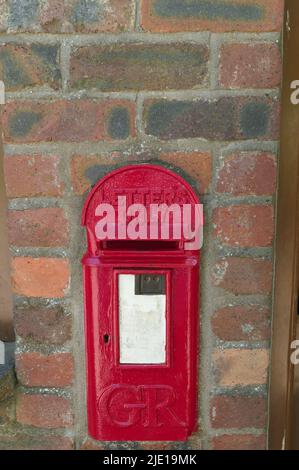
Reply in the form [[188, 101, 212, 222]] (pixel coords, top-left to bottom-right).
[[82, 164, 200, 226]]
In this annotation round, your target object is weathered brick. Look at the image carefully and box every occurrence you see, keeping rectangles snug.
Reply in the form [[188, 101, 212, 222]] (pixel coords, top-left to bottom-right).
[[0, 433, 74, 450], [211, 395, 267, 428], [212, 305, 271, 341], [0, 0, 135, 33], [16, 352, 73, 387], [70, 43, 209, 91], [0, 399, 15, 425], [0, 44, 61, 90], [11, 257, 70, 298], [16, 393, 73, 428], [71, 154, 126, 195], [4, 155, 64, 198], [14, 306, 72, 345], [71, 152, 212, 195], [144, 97, 279, 141], [159, 152, 212, 193], [219, 43, 282, 89], [8, 208, 69, 247], [0, 370, 15, 402], [80, 438, 106, 450], [141, 0, 283, 33], [213, 348, 269, 386], [213, 205, 274, 247], [212, 258, 272, 294], [3, 100, 135, 143], [211, 434, 266, 450], [216, 152, 276, 195], [62, 0, 135, 33]]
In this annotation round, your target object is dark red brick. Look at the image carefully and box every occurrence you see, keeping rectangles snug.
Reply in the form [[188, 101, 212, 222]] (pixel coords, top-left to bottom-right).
[[8, 208, 69, 247], [212, 305, 271, 341], [216, 152, 276, 195], [3, 100, 135, 143], [212, 258, 273, 294], [213, 205, 274, 247], [16, 393, 73, 428], [70, 43, 209, 91], [144, 97, 279, 141], [141, 0, 284, 33], [219, 43, 282, 88], [211, 395, 267, 428], [14, 306, 72, 345]]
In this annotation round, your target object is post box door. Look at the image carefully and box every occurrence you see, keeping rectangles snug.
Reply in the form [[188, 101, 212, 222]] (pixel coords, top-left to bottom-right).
[[84, 259, 198, 441]]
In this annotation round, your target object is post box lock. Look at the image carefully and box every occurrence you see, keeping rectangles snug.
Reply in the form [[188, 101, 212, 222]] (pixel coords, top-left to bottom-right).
[[135, 274, 165, 295], [82, 164, 201, 442]]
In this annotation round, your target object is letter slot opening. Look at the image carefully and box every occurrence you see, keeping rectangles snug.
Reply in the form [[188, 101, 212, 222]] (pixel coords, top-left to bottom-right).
[[101, 240, 181, 251]]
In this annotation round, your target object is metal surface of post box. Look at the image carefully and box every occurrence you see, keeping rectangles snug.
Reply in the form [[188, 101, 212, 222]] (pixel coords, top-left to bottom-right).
[[82, 164, 201, 441]]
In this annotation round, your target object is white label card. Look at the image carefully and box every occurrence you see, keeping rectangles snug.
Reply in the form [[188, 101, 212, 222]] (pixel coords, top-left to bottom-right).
[[118, 274, 166, 364]]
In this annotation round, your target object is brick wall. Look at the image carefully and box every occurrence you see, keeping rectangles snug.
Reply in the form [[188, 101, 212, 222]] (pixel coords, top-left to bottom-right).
[[0, 0, 284, 450]]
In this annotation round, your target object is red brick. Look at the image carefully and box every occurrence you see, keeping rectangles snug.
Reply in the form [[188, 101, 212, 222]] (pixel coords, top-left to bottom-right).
[[70, 43, 209, 91], [216, 152, 276, 196], [16, 352, 73, 387], [16, 393, 73, 429], [14, 306, 72, 345], [213, 205, 274, 247], [0, 44, 61, 90], [141, 0, 284, 33], [211, 395, 267, 428], [212, 258, 272, 294], [8, 208, 69, 247], [213, 349, 269, 387], [4, 155, 63, 198], [160, 152, 212, 194], [0, 432, 74, 450], [3, 100, 135, 143], [11, 257, 70, 298], [219, 43, 281, 88], [211, 434, 266, 450], [212, 305, 270, 341]]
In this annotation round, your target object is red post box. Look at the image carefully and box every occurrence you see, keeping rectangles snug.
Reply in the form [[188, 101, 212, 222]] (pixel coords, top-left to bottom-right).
[[82, 164, 201, 441]]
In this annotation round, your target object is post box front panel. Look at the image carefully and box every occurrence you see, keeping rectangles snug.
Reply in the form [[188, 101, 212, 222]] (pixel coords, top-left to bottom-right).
[[83, 258, 198, 441]]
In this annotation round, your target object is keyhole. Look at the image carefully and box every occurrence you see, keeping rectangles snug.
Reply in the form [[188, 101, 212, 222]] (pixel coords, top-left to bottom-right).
[[103, 334, 109, 344]]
